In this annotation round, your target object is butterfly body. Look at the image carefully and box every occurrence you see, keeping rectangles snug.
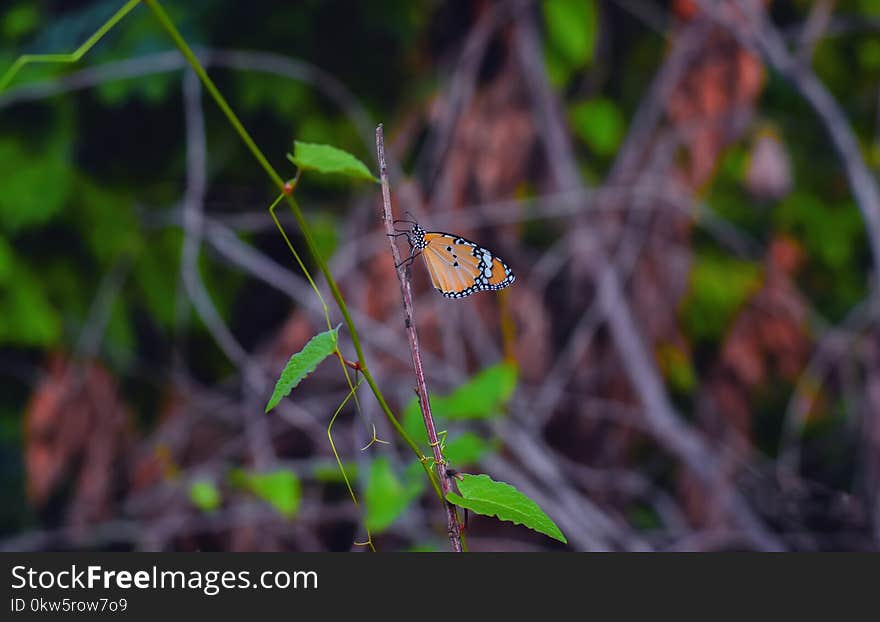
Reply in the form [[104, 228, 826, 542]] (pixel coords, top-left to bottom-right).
[[400, 222, 515, 299]]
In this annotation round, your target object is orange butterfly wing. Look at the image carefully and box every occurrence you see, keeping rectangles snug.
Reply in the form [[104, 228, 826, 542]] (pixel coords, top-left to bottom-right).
[[420, 232, 515, 298]]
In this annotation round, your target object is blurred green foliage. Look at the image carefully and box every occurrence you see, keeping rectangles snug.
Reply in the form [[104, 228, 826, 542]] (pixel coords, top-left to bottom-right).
[[680, 252, 762, 345], [541, 0, 597, 86], [1, 0, 879, 545], [189, 480, 222, 512], [312, 460, 358, 484], [230, 468, 301, 519], [359, 363, 517, 533], [364, 455, 422, 532], [402, 362, 517, 430], [568, 97, 625, 157]]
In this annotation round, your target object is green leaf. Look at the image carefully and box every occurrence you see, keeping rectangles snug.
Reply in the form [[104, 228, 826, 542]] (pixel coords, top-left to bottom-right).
[[399, 427, 496, 465], [3, 4, 40, 40], [0, 133, 73, 232], [402, 404, 430, 446], [569, 98, 625, 156], [541, 0, 597, 86], [189, 480, 221, 512], [288, 141, 377, 182], [0, 260, 61, 347], [403, 362, 517, 423], [443, 432, 496, 466], [265, 325, 340, 412], [365, 456, 422, 532], [231, 469, 302, 519], [446, 474, 567, 544]]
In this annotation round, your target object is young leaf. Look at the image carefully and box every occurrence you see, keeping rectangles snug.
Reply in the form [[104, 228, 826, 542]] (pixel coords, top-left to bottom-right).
[[265, 325, 340, 413], [365, 457, 422, 532], [189, 480, 221, 512], [231, 469, 302, 519], [446, 473, 567, 544], [403, 362, 517, 422], [288, 141, 377, 182]]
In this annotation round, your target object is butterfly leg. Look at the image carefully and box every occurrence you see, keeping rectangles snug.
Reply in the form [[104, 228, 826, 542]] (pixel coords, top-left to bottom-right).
[[395, 246, 421, 270]]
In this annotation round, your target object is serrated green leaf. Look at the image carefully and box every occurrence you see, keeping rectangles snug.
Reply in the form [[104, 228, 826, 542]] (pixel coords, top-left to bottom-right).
[[446, 473, 567, 544], [365, 456, 422, 532], [189, 480, 221, 512], [231, 469, 301, 519], [265, 325, 340, 413], [288, 141, 377, 182], [404, 363, 517, 423]]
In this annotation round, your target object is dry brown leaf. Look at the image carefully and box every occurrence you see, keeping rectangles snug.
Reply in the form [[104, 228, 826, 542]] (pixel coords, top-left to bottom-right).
[[25, 354, 132, 527]]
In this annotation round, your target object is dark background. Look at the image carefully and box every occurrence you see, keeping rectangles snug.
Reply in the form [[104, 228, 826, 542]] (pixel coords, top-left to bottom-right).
[[1, 0, 879, 551]]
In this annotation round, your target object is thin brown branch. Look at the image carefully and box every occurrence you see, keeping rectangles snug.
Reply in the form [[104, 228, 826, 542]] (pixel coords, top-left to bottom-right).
[[376, 123, 463, 553]]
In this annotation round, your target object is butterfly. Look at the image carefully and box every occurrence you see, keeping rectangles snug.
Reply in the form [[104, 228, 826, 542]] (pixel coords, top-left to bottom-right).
[[390, 217, 515, 299]]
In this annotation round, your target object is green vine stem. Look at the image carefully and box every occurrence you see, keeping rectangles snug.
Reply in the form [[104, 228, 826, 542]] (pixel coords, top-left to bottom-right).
[[141, 0, 441, 498], [0, 0, 142, 93]]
